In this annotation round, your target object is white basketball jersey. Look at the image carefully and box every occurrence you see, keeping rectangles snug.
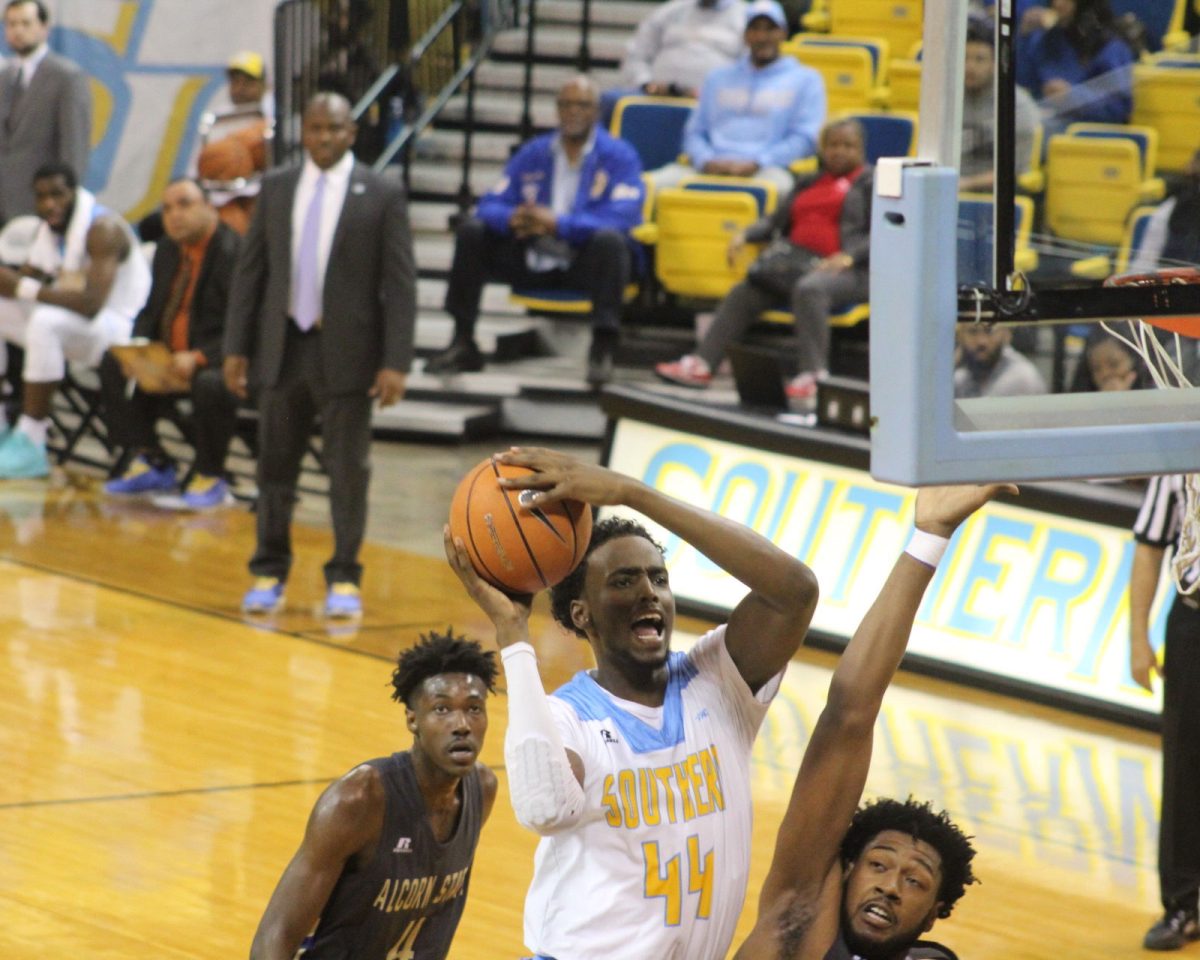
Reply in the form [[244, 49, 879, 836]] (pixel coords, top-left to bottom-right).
[[523, 625, 781, 960]]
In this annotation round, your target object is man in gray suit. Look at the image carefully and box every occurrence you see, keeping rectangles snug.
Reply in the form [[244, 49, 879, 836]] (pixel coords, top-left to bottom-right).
[[223, 92, 415, 620], [0, 0, 91, 224]]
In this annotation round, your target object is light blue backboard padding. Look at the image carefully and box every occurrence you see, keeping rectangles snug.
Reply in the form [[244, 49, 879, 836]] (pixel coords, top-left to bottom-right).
[[868, 165, 1200, 485]]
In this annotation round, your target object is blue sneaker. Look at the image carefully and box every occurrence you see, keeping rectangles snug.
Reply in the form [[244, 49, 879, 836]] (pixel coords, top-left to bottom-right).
[[324, 582, 362, 618], [181, 475, 232, 510], [242, 577, 285, 614], [0, 430, 49, 479], [104, 456, 176, 495]]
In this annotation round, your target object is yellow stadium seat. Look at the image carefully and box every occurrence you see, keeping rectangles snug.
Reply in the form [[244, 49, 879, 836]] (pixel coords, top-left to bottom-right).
[[1071, 205, 1161, 279], [781, 42, 885, 113], [647, 188, 767, 300], [1132, 65, 1200, 174], [788, 34, 890, 81], [885, 58, 921, 113], [760, 303, 869, 329], [801, 0, 923, 62], [1043, 133, 1164, 247]]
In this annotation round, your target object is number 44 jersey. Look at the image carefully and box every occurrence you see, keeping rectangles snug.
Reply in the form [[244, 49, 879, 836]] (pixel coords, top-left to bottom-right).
[[525, 625, 782, 960]]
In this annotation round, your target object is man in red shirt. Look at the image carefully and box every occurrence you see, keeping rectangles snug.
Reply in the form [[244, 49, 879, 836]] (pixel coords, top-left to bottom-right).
[[99, 177, 241, 508]]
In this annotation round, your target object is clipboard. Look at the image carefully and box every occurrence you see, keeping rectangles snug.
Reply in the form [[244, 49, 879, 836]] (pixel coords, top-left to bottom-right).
[[110, 339, 191, 394]]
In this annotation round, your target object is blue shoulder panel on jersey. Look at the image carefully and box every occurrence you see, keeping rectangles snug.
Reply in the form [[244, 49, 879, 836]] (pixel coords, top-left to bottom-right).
[[553, 651, 699, 754]]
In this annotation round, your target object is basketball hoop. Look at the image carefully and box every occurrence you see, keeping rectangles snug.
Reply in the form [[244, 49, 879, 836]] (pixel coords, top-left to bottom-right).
[[1104, 268, 1200, 593], [1105, 268, 1200, 340]]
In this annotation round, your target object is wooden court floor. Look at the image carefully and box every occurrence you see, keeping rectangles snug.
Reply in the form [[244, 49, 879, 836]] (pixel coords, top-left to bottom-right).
[[0, 475, 1174, 958]]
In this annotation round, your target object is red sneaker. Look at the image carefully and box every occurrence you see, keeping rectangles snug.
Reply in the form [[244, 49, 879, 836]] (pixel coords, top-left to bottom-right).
[[655, 355, 712, 388], [785, 372, 819, 400]]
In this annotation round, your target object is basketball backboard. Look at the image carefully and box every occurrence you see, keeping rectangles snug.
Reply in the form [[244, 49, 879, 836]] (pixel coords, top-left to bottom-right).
[[869, 0, 1200, 485]]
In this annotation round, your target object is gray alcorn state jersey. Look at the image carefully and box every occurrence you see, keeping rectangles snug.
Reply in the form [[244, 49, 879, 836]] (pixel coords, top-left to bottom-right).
[[299, 751, 483, 960]]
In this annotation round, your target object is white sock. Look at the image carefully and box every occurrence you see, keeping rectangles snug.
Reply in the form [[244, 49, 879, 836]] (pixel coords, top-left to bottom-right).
[[16, 414, 49, 446]]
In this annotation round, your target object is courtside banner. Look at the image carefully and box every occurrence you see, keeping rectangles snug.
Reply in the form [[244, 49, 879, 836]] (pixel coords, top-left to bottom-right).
[[32, 2, 272, 221], [605, 418, 1168, 717]]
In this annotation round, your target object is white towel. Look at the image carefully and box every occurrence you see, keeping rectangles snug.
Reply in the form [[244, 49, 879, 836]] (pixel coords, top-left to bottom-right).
[[26, 187, 98, 289]]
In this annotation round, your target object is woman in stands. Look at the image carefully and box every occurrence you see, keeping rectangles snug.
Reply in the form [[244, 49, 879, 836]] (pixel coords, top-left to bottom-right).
[[1015, 0, 1137, 131], [655, 117, 871, 401]]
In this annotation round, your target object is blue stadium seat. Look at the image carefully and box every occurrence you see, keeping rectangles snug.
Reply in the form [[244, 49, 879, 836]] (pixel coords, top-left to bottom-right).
[[609, 95, 695, 172]]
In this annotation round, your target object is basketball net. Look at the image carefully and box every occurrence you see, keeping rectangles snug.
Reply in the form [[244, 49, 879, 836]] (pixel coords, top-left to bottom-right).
[[1104, 268, 1200, 594]]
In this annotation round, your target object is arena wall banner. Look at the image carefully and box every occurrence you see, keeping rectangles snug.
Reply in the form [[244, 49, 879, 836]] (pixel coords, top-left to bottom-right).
[[604, 418, 1170, 720], [23, 1, 273, 222]]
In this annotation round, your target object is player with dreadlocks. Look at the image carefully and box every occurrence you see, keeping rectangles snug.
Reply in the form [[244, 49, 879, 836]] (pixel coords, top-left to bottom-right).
[[250, 631, 499, 960]]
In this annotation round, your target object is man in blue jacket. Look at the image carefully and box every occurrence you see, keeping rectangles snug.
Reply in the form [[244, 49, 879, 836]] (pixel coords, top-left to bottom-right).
[[648, 0, 825, 197], [426, 75, 644, 386]]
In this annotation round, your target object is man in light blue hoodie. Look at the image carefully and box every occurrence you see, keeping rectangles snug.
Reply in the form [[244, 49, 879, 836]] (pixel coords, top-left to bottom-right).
[[648, 0, 825, 197]]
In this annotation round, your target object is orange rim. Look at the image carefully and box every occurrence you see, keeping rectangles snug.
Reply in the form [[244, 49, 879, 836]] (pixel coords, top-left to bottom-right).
[[1105, 269, 1200, 338]]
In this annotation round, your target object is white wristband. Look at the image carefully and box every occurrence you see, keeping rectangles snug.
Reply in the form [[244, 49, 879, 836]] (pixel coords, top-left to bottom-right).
[[15, 277, 41, 302], [905, 528, 950, 569]]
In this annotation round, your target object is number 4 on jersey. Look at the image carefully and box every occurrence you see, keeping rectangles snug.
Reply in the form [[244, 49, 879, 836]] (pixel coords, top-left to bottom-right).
[[386, 918, 427, 960], [642, 836, 714, 926]]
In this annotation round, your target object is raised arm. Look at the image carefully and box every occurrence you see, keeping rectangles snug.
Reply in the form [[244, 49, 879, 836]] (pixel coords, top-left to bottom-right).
[[494, 447, 820, 692], [250, 765, 384, 960], [735, 483, 1015, 960], [444, 525, 587, 835]]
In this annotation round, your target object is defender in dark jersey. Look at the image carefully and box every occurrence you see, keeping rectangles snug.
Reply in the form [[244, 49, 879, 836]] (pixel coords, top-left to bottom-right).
[[732, 484, 1014, 960], [250, 631, 499, 960]]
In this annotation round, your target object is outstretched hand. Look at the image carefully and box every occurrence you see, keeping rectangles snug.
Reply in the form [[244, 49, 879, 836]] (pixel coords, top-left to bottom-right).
[[443, 524, 533, 647], [493, 446, 631, 508], [915, 483, 1019, 538]]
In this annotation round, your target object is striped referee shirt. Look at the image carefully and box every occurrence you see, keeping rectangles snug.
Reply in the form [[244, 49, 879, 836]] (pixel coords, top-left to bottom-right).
[[1134, 474, 1200, 593]]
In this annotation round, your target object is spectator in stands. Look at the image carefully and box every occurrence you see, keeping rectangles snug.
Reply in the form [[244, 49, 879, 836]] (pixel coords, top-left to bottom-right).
[[99, 178, 240, 508], [424, 75, 644, 387], [0, 162, 151, 479], [648, 0, 826, 197], [1015, 0, 1136, 132], [655, 117, 869, 400], [190, 52, 272, 237], [0, 0, 91, 225], [1130, 149, 1200, 275], [209, 51, 274, 123], [598, 0, 745, 127], [961, 16, 1041, 193], [954, 324, 1047, 398]]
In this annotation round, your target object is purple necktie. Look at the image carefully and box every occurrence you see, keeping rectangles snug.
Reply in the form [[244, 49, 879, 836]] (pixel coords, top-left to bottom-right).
[[293, 173, 326, 331]]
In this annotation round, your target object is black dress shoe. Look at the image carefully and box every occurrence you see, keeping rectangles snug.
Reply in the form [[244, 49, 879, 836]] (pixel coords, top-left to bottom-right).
[[586, 338, 615, 387], [425, 340, 484, 374]]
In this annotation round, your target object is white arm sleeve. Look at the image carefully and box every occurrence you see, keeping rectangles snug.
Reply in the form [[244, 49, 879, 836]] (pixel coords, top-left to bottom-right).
[[501, 643, 587, 834]]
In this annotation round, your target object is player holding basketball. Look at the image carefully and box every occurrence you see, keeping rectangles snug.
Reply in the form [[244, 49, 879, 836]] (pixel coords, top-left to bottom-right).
[[249, 632, 498, 960], [731, 482, 1014, 960], [445, 446, 820, 960]]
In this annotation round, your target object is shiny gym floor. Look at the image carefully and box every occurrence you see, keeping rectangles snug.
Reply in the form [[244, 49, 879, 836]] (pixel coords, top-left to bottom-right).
[[0, 438, 1166, 958]]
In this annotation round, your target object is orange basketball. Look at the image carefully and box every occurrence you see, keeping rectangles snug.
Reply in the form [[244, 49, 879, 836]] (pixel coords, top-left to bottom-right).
[[449, 458, 592, 595]]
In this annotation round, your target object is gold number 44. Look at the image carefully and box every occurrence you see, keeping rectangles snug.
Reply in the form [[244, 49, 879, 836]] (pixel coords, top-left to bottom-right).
[[642, 836, 714, 926]]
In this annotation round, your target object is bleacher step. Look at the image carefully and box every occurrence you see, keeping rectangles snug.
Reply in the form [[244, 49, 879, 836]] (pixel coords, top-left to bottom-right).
[[414, 311, 541, 361], [372, 399, 500, 440], [437, 90, 558, 131], [536, 0, 656, 30], [491, 25, 628, 64], [473, 60, 622, 95]]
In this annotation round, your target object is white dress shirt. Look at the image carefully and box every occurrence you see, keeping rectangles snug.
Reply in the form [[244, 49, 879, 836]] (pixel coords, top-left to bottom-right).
[[15, 43, 48, 88], [289, 150, 354, 322]]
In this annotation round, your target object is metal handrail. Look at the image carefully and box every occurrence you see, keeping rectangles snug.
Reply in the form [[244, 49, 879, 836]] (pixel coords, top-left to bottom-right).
[[373, 30, 494, 172]]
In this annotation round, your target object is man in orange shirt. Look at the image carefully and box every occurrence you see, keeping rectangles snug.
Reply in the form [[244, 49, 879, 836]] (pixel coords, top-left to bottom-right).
[[99, 177, 241, 508]]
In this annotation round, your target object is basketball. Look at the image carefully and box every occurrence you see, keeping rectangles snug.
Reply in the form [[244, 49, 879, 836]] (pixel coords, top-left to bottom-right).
[[449, 458, 592, 595]]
